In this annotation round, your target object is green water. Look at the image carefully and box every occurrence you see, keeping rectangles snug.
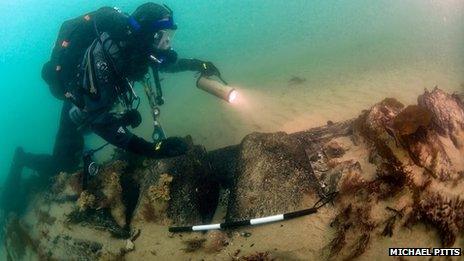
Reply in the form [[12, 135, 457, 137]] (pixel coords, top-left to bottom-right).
[[0, 0, 463, 183]]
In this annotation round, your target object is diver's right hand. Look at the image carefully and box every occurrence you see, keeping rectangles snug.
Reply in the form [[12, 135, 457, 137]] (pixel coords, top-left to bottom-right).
[[121, 109, 142, 128], [126, 136, 189, 158]]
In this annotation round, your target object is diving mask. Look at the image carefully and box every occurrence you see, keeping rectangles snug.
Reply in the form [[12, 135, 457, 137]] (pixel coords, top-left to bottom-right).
[[154, 29, 176, 51]]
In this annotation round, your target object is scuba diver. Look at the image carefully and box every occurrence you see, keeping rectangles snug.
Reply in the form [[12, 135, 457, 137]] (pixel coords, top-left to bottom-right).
[[2, 2, 222, 214]]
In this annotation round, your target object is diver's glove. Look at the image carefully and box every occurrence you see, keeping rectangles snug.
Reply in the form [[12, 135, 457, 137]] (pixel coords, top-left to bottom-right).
[[154, 137, 189, 158], [187, 59, 220, 77], [198, 61, 220, 77], [127, 136, 189, 158], [120, 109, 142, 128]]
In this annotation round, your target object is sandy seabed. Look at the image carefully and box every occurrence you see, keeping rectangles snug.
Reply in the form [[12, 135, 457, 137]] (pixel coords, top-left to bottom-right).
[[3, 52, 464, 260], [159, 61, 463, 150]]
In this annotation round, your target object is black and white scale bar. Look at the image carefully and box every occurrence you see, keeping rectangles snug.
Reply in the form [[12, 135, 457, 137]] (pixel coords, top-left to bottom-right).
[[169, 207, 317, 233]]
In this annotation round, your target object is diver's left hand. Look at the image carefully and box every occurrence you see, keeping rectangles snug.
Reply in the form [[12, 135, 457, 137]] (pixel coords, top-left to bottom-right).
[[199, 61, 220, 77]]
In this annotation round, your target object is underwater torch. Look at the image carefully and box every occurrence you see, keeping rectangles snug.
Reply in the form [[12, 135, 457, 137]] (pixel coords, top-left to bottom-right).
[[196, 76, 238, 103]]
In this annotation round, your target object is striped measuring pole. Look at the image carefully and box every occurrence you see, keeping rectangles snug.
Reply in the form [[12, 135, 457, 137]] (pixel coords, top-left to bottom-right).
[[169, 192, 337, 233]]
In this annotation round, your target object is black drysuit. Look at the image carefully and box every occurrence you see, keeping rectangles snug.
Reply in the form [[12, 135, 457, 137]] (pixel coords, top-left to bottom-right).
[[14, 7, 205, 178], [2, 6, 206, 216]]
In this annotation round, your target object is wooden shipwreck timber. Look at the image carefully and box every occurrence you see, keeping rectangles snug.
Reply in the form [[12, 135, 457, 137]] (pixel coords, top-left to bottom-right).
[[4, 88, 464, 260]]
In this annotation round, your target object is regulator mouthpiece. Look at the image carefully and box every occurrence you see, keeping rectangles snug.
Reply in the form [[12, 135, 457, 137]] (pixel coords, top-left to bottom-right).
[[196, 76, 237, 103]]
